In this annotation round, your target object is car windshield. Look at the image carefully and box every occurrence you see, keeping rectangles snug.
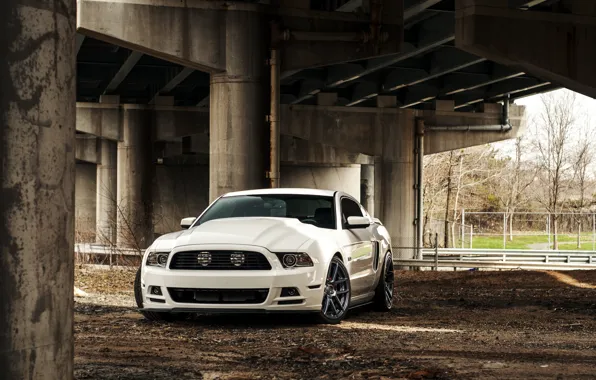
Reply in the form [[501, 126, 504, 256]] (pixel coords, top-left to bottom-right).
[[196, 194, 336, 229]]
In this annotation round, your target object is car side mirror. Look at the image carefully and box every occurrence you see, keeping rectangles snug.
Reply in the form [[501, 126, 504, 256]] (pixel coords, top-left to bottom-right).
[[346, 216, 371, 229], [180, 217, 196, 229]]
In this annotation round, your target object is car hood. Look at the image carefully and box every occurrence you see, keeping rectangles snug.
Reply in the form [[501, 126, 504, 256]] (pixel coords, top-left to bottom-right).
[[151, 217, 318, 252]]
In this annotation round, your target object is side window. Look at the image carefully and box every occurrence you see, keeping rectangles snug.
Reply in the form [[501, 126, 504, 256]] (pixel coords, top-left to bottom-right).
[[341, 198, 363, 226]]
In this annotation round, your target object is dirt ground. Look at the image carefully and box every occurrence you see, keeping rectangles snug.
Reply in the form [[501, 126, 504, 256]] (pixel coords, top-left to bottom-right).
[[74, 266, 596, 379]]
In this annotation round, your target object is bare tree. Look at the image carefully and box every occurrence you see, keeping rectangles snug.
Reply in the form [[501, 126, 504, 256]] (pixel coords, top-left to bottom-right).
[[449, 147, 503, 247], [491, 136, 536, 241], [569, 125, 594, 248], [422, 152, 451, 247], [532, 91, 578, 249]]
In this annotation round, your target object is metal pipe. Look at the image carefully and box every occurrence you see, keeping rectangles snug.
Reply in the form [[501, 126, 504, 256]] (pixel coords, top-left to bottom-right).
[[425, 124, 512, 132], [426, 98, 513, 132], [503, 93, 511, 126], [269, 48, 280, 188], [415, 119, 425, 260]]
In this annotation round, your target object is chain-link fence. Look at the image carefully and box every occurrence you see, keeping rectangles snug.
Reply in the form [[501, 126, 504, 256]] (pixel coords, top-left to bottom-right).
[[424, 219, 473, 248], [426, 212, 596, 250]]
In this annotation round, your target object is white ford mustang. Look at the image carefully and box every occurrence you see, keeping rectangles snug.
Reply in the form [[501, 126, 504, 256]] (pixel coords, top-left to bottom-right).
[[134, 188, 394, 324]]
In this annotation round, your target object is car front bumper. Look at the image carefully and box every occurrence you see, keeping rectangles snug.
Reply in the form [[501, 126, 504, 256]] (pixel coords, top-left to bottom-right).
[[140, 249, 326, 313]]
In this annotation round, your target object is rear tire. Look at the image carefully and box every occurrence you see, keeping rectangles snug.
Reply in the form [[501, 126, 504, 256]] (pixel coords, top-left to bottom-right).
[[134, 267, 184, 322], [317, 256, 351, 324], [372, 251, 394, 311]]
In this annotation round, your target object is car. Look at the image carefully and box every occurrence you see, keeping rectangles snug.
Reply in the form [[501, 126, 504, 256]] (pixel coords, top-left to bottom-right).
[[134, 188, 394, 324]]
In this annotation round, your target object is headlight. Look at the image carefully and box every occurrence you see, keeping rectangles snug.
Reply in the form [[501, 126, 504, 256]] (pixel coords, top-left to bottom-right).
[[146, 252, 171, 268], [274, 252, 314, 268]]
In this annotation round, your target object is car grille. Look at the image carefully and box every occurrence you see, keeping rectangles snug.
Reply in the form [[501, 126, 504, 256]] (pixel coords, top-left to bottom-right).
[[168, 288, 269, 304], [169, 250, 272, 270]]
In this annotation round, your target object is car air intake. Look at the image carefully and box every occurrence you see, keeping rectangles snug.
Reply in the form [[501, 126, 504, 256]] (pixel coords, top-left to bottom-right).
[[168, 288, 269, 304], [169, 251, 272, 270]]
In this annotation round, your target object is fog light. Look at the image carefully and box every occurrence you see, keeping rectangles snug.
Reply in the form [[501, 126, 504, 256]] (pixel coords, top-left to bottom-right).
[[150, 286, 162, 296], [281, 287, 300, 297]]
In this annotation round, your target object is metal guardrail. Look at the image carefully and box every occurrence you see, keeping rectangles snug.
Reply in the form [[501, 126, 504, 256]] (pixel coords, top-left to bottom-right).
[[393, 247, 596, 270], [76, 243, 596, 271], [75, 243, 142, 267]]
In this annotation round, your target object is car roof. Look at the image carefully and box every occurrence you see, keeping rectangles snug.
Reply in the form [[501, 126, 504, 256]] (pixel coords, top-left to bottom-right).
[[222, 188, 337, 198]]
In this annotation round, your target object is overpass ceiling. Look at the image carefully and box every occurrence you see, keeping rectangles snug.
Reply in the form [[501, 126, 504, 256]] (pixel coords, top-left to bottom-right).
[[76, 0, 561, 111]]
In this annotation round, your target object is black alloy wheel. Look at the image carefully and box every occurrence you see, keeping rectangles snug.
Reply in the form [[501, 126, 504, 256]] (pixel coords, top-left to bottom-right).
[[373, 252, 394, 311], [318, 256, 351, 324]]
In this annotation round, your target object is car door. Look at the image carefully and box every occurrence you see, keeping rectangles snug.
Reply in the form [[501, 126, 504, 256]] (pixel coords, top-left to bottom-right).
[[336, 196, 375, 298]]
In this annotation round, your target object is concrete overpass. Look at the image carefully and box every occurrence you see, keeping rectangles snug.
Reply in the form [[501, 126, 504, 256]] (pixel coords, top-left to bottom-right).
[[2, 0, 596, 378]]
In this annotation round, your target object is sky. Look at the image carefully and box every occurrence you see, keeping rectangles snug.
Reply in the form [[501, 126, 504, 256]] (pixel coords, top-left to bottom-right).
[[490, 89, 596, 155]]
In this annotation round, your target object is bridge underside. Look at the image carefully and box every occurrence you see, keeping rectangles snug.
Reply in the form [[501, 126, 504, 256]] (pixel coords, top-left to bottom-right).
[[3, 0, 596, 378]]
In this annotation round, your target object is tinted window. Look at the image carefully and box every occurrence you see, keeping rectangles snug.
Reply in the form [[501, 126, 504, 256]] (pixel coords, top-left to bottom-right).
[[197, 194, 336, 229], [341, 198, 363, 225]]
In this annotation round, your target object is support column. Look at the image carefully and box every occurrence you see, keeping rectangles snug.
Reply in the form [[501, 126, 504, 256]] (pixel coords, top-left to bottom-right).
[[117, 108, 154, 249], [75, 163, 97, 242], [209, 10, 268, 201], [381, 111, 417, 260], [96, 139, 117, 244], [360, 165, 375, 216], [0, 0, 75, 379]]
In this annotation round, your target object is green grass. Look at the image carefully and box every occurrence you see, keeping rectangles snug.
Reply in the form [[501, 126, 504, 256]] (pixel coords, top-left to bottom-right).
[[556, 242, 596, 251], [464, 233, 596, 250]]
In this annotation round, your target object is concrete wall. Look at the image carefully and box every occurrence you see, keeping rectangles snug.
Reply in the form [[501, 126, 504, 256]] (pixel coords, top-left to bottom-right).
[[153, 165, 210, 236], [280, 165, 361, 200], [75, 163, 97, 242], [152, 164, 361, 236]]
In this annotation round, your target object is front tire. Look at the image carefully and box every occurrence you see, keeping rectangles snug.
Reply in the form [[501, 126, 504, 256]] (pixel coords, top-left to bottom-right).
[[373, 251, 394, 311], [318, 256, 351, 324], [134, 267, 182, 322]]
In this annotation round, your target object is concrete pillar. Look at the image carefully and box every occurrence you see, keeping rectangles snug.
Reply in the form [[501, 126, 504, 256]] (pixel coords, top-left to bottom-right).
[[280, 165, 361, 200], [373, 157, 383, 220], [75, 163, 97, 242], [117, 108, 154, 249], [381, 111, 416, 259], [360, 165, 374, 216], [96, 139, 117, 244], [209, 10, 268, 201], [374, 96, 397, 221], [0, 0, 75, 378]]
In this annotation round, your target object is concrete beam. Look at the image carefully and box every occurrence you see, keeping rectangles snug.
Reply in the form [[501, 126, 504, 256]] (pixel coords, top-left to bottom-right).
[[76, 33, 85, 54], [381, 48, 485, 93], [75, 104, 209, 141], [423, 104, 527, 154], [281, 135, 374, 165], [280, 105, 386, 156], [278, 4, 404, 71], [76, 103, 122, 141], [75, 135, 100, 164], [149, 67, 194, 104], [280, 103, 527, 156], [103, 51, 142, 94], [75, 102, 526, 158], [78, 0, 404, 74], [292, 11, 455, 104], [77, 0, 227, 72], [455, 0, 596, 99]]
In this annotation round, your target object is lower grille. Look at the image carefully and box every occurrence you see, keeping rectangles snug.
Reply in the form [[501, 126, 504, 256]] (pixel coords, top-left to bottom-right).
[[168, 288, 269, 304], [169, 251, 272, 270]]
